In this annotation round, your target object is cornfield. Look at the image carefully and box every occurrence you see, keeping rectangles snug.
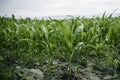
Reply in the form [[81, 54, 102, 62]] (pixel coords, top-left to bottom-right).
[[0, 14, 120, 80]]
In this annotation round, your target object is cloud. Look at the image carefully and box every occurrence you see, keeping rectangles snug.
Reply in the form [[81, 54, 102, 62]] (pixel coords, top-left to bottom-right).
[[0, 0, 120, 17]]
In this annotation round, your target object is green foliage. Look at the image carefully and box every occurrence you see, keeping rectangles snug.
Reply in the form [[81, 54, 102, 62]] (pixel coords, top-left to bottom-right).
[[0, 15, 120, 79]]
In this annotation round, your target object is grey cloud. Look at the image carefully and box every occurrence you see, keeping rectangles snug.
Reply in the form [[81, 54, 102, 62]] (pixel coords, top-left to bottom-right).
[[0, 0, 120, 17]]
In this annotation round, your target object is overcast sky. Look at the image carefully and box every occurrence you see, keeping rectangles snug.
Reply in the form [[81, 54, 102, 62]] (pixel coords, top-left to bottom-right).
[[0, 0, 120, 18]]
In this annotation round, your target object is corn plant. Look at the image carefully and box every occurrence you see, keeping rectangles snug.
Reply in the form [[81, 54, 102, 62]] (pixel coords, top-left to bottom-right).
[[54, 18, 85, 78]]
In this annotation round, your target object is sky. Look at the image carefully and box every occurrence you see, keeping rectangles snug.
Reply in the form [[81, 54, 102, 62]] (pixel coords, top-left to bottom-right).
[[0, 0, 120, 18]]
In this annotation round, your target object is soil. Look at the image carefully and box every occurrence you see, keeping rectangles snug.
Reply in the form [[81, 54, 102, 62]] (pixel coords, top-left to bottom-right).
[[13, 59, 120, 80]]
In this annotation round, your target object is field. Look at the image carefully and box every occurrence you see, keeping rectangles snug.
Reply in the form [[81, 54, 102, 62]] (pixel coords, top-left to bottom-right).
[[0, 14, 120, 80]]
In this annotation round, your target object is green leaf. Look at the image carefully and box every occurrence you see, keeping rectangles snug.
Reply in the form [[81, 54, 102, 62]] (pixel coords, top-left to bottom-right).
[[0, 56, 4, 61]]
